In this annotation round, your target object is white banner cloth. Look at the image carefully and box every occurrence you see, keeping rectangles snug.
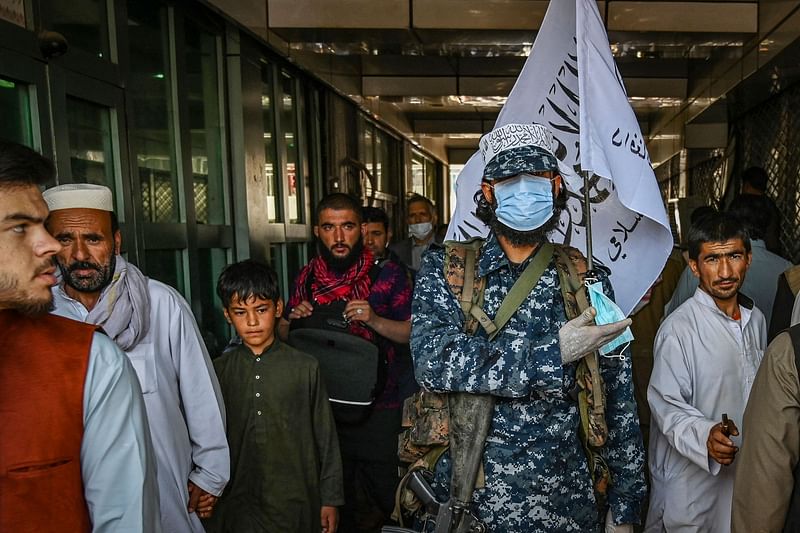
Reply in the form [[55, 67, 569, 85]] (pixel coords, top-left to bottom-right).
[[445, 0, 672, 315]]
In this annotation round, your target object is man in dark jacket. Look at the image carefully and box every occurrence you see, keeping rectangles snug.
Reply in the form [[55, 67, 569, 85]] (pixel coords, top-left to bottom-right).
[[733, 325, 800, 532]]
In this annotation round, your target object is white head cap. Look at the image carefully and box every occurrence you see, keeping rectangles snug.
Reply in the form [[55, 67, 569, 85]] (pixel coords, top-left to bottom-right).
[[43, 183, 113, 212], [479, 123, 555, 165]]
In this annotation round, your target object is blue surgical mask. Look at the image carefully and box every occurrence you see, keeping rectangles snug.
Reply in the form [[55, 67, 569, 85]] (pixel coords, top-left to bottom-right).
[[492, 175, 554, 231], [587, 281, 634, 356]]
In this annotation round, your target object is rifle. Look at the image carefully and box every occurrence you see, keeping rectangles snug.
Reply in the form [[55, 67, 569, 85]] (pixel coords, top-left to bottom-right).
[[384, 393, 492, 533], [381, 470, 486, 533]]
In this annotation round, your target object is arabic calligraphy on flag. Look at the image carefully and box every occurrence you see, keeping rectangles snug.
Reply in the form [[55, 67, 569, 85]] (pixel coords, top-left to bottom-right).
[[445, 0, 673, 315]]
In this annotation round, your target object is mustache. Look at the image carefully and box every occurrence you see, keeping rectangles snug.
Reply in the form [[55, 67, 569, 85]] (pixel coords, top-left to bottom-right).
[[33, 258, 57, 277], [67, 261, 102, 273], [713, 277, 739, 285]]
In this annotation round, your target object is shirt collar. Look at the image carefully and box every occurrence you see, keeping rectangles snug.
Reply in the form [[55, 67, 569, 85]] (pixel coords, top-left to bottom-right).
[[238, 337, 281, 358], [691, 286, 753, 328], [53, 282, 82, 307]]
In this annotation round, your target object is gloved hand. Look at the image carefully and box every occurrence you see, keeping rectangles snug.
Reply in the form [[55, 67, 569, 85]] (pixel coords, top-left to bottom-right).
[[605, 509, 633, 533], [558, 306, 632, 365]]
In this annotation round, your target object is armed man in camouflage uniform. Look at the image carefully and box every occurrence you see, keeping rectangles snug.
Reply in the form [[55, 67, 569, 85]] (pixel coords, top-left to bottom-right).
[[410, 123, 647, 532]]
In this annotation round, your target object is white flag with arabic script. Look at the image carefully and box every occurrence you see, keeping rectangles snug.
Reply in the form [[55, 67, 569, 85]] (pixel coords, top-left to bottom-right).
[[445, 0, 672, 315]]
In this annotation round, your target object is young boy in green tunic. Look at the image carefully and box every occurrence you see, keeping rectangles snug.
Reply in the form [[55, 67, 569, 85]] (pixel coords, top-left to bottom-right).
[[205, 260, 344, 533]]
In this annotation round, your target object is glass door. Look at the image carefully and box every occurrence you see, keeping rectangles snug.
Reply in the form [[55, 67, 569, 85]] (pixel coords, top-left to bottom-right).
[[49, 66, 135, 257], [0, 48, 52, 157]]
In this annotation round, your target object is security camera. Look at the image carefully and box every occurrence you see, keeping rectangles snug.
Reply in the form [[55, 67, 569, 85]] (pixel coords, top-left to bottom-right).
[[38, 31, 69, 59]]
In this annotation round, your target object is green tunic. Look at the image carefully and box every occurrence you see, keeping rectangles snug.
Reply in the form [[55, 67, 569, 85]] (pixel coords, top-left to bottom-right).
[[206, 339, 344, 533]]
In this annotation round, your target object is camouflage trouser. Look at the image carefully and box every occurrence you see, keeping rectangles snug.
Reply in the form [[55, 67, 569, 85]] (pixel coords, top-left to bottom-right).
[[419, 443, 603, 533], [630, 349, 654, 532]]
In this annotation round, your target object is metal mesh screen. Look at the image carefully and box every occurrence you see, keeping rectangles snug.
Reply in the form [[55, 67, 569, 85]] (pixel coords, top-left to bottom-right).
[[688, 150, 726, 208], [733, 83, 800, 262], [140, 169, 177, 223], [193, 178, 209, 224]]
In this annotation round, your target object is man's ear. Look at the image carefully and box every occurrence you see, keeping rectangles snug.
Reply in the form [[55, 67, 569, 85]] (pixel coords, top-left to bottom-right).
[[688, 258, 700, 279], [313, 225, 319, 238], [361, 223, 367, 238], [275, 298, 284, 318], [114, 230, 122, 255], [553, 174, 563, 196], [222, 308, 232, 324], [387, 229, 393, 246], [481, 182, 494, 204]]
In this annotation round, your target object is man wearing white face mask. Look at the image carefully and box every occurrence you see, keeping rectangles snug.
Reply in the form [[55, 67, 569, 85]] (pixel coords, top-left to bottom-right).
[[390, 194, 442, 275], [411, 123, 646, 532]]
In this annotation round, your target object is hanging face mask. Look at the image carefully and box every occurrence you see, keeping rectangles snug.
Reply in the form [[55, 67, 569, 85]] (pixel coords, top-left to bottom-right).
[[587, 281, 634, 356], [492, 175, 554, 231], [409, 222, 433, 240]]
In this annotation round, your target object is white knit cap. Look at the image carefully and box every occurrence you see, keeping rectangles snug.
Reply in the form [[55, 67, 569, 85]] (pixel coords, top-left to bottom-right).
[[43, 183, 114, 212]]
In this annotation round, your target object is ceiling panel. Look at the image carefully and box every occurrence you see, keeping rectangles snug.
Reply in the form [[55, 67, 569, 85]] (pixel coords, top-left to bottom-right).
[[249, 0, 787, 157], [268, 0, 409, 28], [608, 2, 758, 33], [412, 0, 549, 30]]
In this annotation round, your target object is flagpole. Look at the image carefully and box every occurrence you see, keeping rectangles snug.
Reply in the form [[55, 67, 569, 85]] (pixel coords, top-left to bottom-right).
[[582, 170, 594, 273]]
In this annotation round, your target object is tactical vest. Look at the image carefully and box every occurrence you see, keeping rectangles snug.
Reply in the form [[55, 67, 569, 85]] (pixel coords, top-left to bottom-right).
[[395, 240, 610, 525], [0, 310, 95, 533]]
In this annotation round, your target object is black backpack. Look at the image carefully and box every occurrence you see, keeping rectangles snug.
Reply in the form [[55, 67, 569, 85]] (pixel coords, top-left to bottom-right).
[[288, 264, 386, 424]]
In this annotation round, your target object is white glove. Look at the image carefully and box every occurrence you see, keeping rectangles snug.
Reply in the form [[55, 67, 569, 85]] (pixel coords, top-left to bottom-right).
[[558, 306, 632, 365], [605, 509, 633, 533]]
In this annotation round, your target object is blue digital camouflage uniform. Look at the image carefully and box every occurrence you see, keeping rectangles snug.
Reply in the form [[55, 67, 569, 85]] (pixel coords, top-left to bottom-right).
[[410, 233, 647, 532]]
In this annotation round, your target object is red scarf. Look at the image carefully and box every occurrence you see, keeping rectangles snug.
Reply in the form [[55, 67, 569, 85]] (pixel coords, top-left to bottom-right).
[[309, 247, 375, 305]]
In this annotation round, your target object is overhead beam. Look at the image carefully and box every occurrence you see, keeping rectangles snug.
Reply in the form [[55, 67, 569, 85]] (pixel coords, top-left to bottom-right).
[[412, 0, 550, 30], [624, 78, 687, 98], [266, 0, 756, 33], [608, 2, 758, 33], [363, 75, 687, 98], [362, 76, 457, 96], [414, 119, 485, 134], [268, 0, 409, 28]]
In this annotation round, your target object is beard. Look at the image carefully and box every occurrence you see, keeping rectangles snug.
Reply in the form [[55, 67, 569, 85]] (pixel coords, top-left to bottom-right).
[[488, 205, 564, 247], [0, 272, 53, 317], [59, 254, 116, 293], [317, 238, 365, 273]]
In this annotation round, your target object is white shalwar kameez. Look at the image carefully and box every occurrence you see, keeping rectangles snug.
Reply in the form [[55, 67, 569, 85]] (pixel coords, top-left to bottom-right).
[[53, 279, 229, 533], [645, 287, 766, 533]]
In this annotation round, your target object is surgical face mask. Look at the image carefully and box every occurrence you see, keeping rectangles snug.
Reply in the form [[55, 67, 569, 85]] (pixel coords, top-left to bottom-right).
[[492, 175, 554, 231], [587, 281, 634, 356], [409, 222, 433, 240]]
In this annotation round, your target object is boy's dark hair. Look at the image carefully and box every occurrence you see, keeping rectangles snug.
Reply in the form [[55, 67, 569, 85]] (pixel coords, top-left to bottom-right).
[[727, 193, 772, 241], [0, 139, 54, 189], [362, 206, 389, 230], [687, 211, 751, 261], [315, 193, 362, 224], [742, 166, 768, 192], [216, 259, 281, 307]]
